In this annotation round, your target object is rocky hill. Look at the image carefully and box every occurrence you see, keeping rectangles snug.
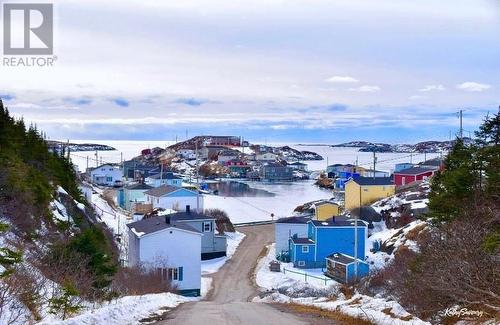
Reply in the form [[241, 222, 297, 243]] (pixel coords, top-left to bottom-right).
[[332, 138, 473, 153]]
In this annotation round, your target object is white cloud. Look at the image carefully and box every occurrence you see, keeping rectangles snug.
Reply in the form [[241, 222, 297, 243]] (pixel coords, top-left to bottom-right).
[[409, 95, 427, 100], [419, 84, 445, 92], [349, 85, 380, 93], [456, 82, 491, 92], [325, 76, 359, 83]]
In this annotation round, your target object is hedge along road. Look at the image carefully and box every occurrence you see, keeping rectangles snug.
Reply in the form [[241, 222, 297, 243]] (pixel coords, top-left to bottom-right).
[[156, 223, 310, 324]]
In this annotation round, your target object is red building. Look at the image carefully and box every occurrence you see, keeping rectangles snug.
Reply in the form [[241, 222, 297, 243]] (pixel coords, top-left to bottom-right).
[[393, 167, 437, 186]]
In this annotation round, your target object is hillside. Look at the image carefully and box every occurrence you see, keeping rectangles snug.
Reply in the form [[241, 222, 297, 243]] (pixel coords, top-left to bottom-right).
[[332, 138, 473, 153]]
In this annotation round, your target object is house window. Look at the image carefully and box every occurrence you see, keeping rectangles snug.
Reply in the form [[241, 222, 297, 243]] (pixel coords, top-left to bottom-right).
[[302, 245, 309, 253], [298, 261, 306, 267], [203, 221, 211, 232], [106, 176, 113, 182]]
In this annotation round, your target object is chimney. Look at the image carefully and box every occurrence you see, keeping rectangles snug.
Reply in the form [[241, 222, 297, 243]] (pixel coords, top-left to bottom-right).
[[186, 205, 191, 213], [165, 215, 171, 224]]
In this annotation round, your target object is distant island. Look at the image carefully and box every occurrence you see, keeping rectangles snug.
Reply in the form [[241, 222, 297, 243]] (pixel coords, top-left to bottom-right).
[[46, 140, 116, 152], [329, 138, 473, 153]]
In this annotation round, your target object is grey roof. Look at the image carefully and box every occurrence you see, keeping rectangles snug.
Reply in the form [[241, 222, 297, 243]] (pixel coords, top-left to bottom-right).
[[148, 172, 182, 180], [395, 166, 436, 175], [316, 201, 339, 207], [419, 158, 443, 166], [326, 253, 357, 265], [170, 211, 215, 221], [127, 216, 200, 236], [352, 176, 393, 186], [125, 183, 153, 190], [291, 237, 315, 244], [276, 216, 311, 224], [289, 162, 307, 166], [144, 185, 183, 197], [310, 219, 367, 227]]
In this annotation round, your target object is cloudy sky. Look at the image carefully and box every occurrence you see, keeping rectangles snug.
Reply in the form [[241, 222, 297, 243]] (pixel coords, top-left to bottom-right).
[[1, 0, 499, 143]]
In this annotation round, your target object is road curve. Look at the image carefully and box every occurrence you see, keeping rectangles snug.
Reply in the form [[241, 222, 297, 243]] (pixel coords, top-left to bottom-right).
[[158, 224, 309, 324]]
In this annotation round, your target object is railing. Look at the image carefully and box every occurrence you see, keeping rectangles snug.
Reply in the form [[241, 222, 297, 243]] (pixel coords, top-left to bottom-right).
[[234, 220, 276, 227], [282, 267, 336, 286]]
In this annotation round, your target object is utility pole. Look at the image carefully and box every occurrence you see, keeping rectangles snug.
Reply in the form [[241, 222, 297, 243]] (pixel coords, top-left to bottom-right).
[[195, 140, 200, 212], [410, 152, 413, 164], [372, 150, 377, 179], [355, 184, 360, 282], [86, 156, 89, 171], [459, 109, 464, 139], [95, 150, 98, 167]]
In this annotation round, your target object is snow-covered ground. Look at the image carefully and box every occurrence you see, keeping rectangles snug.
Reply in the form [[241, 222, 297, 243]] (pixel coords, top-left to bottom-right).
[[201, 231, 246, 275], [39, 293, 194, 325], [256, 244, 336, 289], [254, 245, 429, 325]]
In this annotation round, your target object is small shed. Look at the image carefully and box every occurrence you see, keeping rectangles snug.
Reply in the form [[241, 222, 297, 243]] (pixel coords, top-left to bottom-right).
[[325, 253, 369, 283], [269, 260, 281, 272]]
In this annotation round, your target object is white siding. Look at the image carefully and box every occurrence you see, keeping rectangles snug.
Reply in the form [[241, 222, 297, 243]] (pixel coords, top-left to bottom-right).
[[147, 195, 204, 212], [275, 223, 308, 254], [138, 228, 201, 291]]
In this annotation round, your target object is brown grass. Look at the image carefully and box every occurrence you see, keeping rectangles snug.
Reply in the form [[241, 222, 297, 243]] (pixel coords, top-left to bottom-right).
[[405, 223, 427, 241], [339, 284, 355, 300], [347, 297, 362, 305], [381, 307, 415, 321], [101, 189, 117, 209], [285, 303, 375, 325]]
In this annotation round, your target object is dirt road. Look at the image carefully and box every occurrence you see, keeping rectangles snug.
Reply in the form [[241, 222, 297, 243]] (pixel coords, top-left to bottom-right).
[[158, 224, 310, 324]]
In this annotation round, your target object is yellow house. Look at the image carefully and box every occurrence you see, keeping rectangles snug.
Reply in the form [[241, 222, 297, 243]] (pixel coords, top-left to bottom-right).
[[315, 201, 341, 221], [345, 177, 395, 211]]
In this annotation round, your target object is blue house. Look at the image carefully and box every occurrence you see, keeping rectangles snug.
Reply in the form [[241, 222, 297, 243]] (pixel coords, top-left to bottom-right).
[[394, 162, 414, 173], [334, 171, 360, 190], [325, 253, 369, 283], [288, 218, 367, 269]]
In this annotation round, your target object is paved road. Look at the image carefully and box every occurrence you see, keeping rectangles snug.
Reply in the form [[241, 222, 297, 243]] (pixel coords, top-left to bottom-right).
[[159, 224, 309, 324]]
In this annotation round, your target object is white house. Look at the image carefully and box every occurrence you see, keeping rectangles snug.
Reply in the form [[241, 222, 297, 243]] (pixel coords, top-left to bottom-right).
[[127, 216, 202, 296], [256, 152, 278, 161], [362, 169, 391, 178], [89, 164, 122, 186], [144, 185, 203, 212], [145, 172, 183, 188], [217, 150, 239, 165], [178, 149, 196, 160], [274, 216, 310, 257]]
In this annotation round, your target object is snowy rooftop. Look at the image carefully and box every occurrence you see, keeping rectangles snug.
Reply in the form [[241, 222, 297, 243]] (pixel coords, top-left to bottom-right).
[[126, 216, 200, 236]]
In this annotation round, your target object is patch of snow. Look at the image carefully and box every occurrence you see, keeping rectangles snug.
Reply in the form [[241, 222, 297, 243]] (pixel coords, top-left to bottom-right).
[[201, 231, 245, 275], [40, 293, 194, 325], [201, 277, 212, 297], [57, 186, 69, 195], [130, 227, 145, 238]]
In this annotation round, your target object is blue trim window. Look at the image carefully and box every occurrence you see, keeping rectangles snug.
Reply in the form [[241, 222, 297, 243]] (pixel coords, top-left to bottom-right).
[[203, 221, 211, 232], [302, 245, 309, 253]]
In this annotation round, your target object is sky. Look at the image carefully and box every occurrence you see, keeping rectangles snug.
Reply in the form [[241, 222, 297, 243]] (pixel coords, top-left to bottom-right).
[[1, 0, 499, 144]]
